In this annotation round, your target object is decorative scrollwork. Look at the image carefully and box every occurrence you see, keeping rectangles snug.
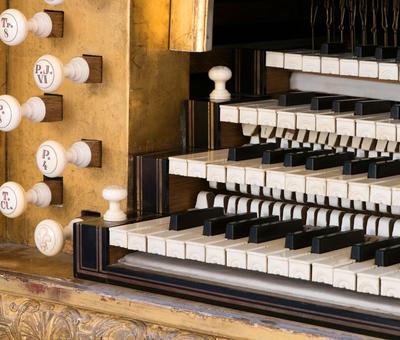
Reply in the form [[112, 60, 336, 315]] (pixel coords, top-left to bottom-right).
[[0, 294, 217, 340]]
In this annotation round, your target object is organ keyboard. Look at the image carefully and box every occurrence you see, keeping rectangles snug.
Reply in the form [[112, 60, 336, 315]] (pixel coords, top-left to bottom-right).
[[72, 0, 400, 337]]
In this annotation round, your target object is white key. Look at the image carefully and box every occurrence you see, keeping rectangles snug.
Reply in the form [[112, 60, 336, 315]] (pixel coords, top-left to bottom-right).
[[220, 99, 275, 123], [147, 226, 203, 256], [260, 201, 273, 217], [266, 51, 284, 68], [282, 204, 295, 220], [296, 110, 329, 131], [329, 210, 343, 227], [226, 159, 264, 185], [227, 243, 266, 269], [169, 150, 228, 177], [266, 165, 303, 190], [359, 60, 378, 78], [289, 248, 351, 281], [340, 58, 359, 77], [213, 194, 229, 212], [250, 199, 263, 217], [268, 247, 311, 276], [306, 168, 342, 196], [381, 271, 400, 298], [272, 201, 285, 219], [315, 111, 353, 133], [376, 119, 400, 142], [340, 213, 355, 231], [377, 217, 393, 237], [316, 209, 329, 227], [391, 184, 400, 207], [327, 173, 367, 199], [237, 197, 252, 214], [355, 114, 390, 139], [227, 196, 240, 214], [321, 56, 339, 75], [206, 237, 248, 265], [110, 217, 170, 248], [245, 162, 283, 187], [333, 260, 376, 291], [306, 207, 319, 226], [246, 238, 286, 272], [127, 223, 171, 251], [312, 252, 355, 285], [379, 62, 398, 81], [284, 52, 303, 70], [302, 55, 321, 73], [166, 228, 206, 259], [195, 191, 214, 209], [239, 100, 278, 125], [186, 234, 226, 262], [349, 177, 392, 202], [187, 149, 229, 178], [357, 265, 400, 295]]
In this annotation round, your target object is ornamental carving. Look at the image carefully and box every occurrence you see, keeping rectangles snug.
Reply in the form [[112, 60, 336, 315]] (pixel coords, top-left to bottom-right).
[[0, 294, 218, 339]]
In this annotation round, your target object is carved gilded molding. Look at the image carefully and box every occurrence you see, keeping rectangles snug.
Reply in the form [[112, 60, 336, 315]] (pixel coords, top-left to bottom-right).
[[0, 294, 219, 339]]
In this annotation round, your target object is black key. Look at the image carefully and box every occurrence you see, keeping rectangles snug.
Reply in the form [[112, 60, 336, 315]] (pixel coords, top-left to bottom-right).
[[278, 92, 315, 106], [391, 104, 400, 119], [310, 95, 349, 111], [375, 244, 400, 266], [249, 219, 303, 244], [351, 237, 400, 262], [375, 46, 397, 60], [305, 152, 355, 170], [285, 226, 340, 250], [169, 207, 225, 231], [228, 143, 277, 161], [225, 216, 279, 240], [203, 213, 257, 236], [354, 100, 392, 116], [262, 147, 309, 164], [343, 157, 391, 175], [354, 45, 377, 58], [320, 42, 346, 54], [311, 230, 365, 254], [332, 98, 367, 113], [284, 149, 332, 167], [368, 159, 400, 179]]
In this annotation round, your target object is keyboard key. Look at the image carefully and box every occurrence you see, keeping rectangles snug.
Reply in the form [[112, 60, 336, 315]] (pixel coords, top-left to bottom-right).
[[305, 152, 355, 170], [225, 215, 279, 239], [285, 226, 340, 250], [203, 213, 257, 236], [311, 229, 365, 254], [249, 219, 303, 243], [228, 143, 277, 161], [169, 207, 225, 231]]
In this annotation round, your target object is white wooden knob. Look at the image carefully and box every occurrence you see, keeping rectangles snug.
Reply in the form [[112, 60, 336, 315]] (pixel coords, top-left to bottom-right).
[[36, 140, 92, 178], [0, 9, 52, 46], [0, 95, 46, 132], [33, 55, 90, 92], [44, 0, 64, 5], [102, 186, 127, 222], [0, 181, 52, 218], [208, 66, 232, 101], [35, 218, 82, 256]]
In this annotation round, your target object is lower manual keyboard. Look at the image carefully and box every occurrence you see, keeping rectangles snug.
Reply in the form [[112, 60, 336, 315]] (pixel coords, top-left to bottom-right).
[[109, 191, 400, 299]]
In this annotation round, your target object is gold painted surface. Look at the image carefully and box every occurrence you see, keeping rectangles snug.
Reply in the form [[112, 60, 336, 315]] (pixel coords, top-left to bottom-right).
[[129, 0, 190, 155], [5, 1, 131, 246], [0, 244, 335, 340], [170, 0, 214, 52], [0, 1, 6, 242]]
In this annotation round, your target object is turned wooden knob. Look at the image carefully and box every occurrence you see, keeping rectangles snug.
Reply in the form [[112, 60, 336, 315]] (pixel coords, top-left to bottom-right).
[[0, 181, 52, 218], [0, 9, 63, 46], [102, 186, 127, 222], [208, 66, 232, 101], [35, 218, 82, 256]]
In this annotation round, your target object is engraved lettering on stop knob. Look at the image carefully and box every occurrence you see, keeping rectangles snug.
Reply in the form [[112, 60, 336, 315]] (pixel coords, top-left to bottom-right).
[[34, 59, 55, 89], [0, 187, 17, 215], [35, 224, 55, 253], [0, 99, 12, 129], [38, 145, 58, 175], [0, 13, 17, 43]]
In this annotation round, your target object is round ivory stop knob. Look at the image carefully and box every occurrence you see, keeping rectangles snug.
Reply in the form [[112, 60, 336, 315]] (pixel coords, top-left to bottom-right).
[[36, 140, 92, 178], [33, 55, 90, 92], [103, 186, 127, 222], [208, 66, 232, 101], [35, 218, 82, 256], [0, 9, 53, 46], [44, 0, 64, 5], [0, 181, 52, 218], [0, 95, 46, 132]]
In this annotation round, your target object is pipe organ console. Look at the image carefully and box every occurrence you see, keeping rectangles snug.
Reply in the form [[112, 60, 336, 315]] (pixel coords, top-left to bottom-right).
[[4, 0, 400, 338]]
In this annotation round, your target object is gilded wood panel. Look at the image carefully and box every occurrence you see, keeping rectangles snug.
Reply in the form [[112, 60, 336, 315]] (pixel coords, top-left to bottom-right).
[[5, 1, 131, 245], [129, 0, 190, 155]]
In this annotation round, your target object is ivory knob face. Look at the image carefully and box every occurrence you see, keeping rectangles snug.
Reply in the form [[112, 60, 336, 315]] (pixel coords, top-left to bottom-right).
[[33, 55, 64, 93], [0, 9, 28, 46], [0, 182, 27, 218], [0, 95, 22, 132], [44, 0, 64, 5], [35, 219, 64, 256], [36, 140, 67, 178]]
